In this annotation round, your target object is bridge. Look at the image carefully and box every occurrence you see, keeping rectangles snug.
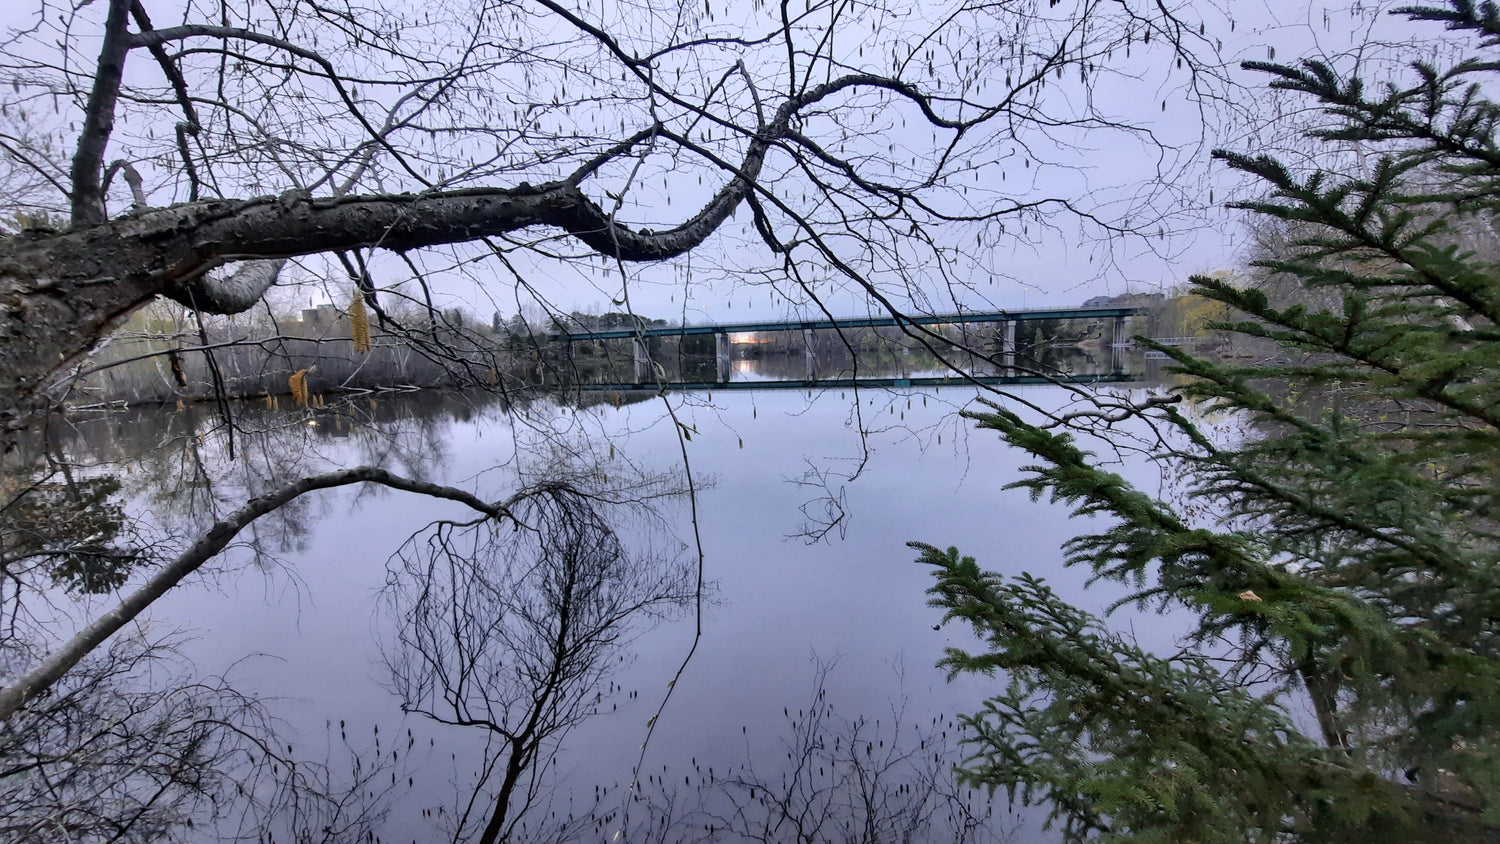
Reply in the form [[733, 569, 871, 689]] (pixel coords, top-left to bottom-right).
[[552, 305, 1141, 341], [548, 305, 1144, 389]]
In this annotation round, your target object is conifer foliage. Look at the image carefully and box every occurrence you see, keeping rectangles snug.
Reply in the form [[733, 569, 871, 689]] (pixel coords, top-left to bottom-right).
[[918, 4, 1500, 841]]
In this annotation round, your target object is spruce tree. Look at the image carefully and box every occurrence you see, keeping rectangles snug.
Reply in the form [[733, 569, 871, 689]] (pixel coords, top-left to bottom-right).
[[917, 4, 1500, 840]]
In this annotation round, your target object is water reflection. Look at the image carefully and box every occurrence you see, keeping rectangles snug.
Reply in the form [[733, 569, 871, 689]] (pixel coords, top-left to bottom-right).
[[381, 480, 696, 843], [0, 474, 142, 594], [9, 391, 537, 566], [3, 372, 1176, 842], [3, 386, 695, 842]]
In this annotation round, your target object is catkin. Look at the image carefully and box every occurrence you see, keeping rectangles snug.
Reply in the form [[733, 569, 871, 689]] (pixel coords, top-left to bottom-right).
[[289, 368, 310, 407], [349, 290, 372, 353]]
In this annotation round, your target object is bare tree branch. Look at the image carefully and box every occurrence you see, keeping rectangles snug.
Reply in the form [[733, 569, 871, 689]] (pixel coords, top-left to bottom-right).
[[68, 0, 134, 226]]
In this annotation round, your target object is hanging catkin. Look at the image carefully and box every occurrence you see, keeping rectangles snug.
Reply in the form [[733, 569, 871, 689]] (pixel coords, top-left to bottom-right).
[[349, 290, 372, 353], [289, 368, 310, 407]]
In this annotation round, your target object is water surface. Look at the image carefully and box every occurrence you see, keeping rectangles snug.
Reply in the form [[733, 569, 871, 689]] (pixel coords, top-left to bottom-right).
[[38, 374, 1181, 841]]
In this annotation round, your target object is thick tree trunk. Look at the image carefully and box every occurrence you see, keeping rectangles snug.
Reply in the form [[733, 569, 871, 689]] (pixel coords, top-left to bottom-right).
[[0, 229, 164, 422]]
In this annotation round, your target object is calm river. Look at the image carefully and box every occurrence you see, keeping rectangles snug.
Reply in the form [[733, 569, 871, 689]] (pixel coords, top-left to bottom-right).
[[37, 369, 1179, 842]]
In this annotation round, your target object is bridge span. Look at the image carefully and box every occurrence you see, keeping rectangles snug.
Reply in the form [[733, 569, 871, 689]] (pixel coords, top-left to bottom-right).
[[549, 305, 1144, 389], [551, 305, 1141, 342]]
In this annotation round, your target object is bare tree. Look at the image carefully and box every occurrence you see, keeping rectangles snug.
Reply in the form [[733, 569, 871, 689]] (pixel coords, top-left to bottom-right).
[[0, 456, 662, 841], [0, 0, 1234, 700], [0, 465, 599, 722], [0, 0, 1225, 419], [382, 475, 695, 844], [0, 0, 1228, 838], [0, 390, 558, 841]]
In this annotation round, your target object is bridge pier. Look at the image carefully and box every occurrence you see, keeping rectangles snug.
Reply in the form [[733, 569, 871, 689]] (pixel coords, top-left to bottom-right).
[[633, 338, 651, 383], [1111, 315, 1128, 375], [1000, 320, 1016, 374], [803, 328, 817, 381], [716, 332, 731, 383]]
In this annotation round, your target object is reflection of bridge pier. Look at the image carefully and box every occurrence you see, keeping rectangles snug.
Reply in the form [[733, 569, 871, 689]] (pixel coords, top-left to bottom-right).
[[804, 328, 817, 381]]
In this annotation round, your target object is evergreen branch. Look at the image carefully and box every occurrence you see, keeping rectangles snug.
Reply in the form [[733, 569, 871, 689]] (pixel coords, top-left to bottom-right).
[[1397, 2, 1500, 44]]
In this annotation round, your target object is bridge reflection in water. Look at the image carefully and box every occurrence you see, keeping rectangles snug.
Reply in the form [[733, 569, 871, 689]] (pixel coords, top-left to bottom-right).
[[547, 306, 1145, 391]]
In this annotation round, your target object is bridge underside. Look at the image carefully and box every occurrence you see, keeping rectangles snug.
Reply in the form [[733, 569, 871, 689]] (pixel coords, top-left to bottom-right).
[[572, 372, 1139, 393]]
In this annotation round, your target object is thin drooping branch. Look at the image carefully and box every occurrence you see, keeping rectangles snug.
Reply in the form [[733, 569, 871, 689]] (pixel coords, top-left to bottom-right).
[[0, 466, 543, 722], [125, 24, 433, 188]]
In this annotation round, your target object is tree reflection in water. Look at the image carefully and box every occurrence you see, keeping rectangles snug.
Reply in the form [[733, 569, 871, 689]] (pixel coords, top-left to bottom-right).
[[1, 389, 697, 841], [1, 387, 1028, 842], [382, 474, 695, 843]]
